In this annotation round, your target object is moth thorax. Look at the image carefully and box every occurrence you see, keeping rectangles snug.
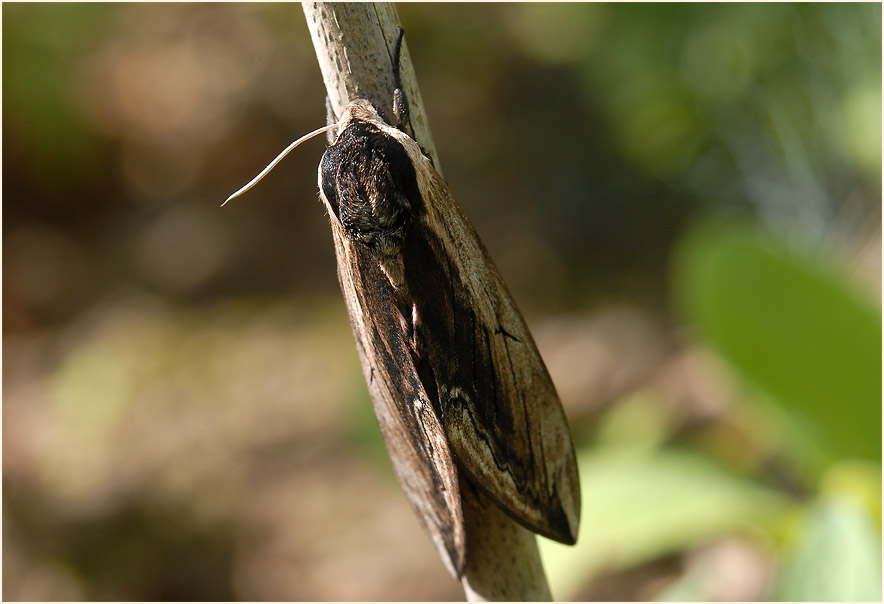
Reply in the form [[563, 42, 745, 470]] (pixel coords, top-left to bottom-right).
[[339, 196, 410, 289], [335, 127, 412, 254], [341, 200, 409, 256], [322, 114, 419, 291]]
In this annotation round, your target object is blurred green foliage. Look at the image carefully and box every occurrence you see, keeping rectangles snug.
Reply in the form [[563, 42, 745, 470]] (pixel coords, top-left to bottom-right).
[[541, 442, 788, 599], [673, 222, 881, 465], [661, 220, 881, 602], [500, 3, 881, 227], [2, 3, 116, 188], [776, 497, 882, 601], [3, 3, 880, 602]]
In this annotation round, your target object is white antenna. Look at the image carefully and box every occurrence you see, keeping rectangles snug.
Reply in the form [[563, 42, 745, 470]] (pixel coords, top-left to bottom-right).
[[222, 123, 340, 206]]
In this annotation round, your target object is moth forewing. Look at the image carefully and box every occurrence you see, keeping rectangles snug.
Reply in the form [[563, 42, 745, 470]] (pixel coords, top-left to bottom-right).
[[324, 193, 467, 577], [389, 129, 581, 544]]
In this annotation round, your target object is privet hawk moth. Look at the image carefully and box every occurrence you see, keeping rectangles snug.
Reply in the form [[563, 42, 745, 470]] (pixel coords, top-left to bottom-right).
[[226, 29, 580, 578]]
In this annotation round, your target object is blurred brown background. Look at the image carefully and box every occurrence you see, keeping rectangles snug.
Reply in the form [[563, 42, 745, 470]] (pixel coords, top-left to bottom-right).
[[4, 3, 881, 601]]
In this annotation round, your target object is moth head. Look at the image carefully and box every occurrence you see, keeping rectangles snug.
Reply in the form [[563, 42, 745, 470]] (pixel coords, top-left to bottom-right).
[[339, 99, 386, 128]]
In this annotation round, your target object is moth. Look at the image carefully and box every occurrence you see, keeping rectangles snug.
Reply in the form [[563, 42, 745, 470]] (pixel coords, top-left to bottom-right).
[[226, 30, 580, 578]]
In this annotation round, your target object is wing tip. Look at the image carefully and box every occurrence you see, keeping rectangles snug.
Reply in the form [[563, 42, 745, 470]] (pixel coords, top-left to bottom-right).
[[557, 464, 582, 545], [516, 454, 582, 545], [533, 489, 581, 545]]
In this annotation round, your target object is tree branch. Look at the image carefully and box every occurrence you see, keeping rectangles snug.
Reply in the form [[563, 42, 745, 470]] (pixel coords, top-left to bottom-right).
[[303, 2, 439, 168]]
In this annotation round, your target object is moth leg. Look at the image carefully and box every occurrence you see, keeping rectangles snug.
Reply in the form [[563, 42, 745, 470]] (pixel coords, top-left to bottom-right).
[[390, 30, 434, 165], [393, 89, 409, 131], [392, 28, 410, 130]]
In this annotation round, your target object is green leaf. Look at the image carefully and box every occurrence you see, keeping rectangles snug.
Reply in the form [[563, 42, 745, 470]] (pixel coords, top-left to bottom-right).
[[671, 222, 882, 463], [776, 497, 882, 601], [539, 446, 786, 600]]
